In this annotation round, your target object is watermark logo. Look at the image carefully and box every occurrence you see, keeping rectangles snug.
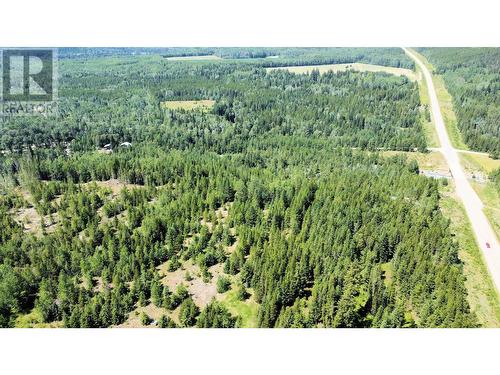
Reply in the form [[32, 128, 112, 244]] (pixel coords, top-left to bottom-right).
[[1, 48, 58, 119]]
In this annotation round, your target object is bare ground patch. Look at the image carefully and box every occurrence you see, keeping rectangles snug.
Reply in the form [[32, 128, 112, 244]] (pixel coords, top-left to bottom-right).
[[10, 189, 60, 236], [201, 202, 232, 231], [158, 259, 225, 308], [83, 179, 142, 198], [118, 303, 168, 328], [161, 100, 215, 111]]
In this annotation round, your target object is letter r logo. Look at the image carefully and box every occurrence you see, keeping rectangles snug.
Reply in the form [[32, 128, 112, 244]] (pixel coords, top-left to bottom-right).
[[2, 49, 54, 102]]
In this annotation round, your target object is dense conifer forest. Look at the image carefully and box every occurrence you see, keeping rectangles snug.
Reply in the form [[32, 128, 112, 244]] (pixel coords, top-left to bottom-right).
[[0, 48, 476, 327], [417, 48, 500, 158]]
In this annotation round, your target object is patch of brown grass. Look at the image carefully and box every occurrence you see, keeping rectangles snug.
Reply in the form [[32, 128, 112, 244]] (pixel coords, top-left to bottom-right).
[[161, 100, 215, 111]]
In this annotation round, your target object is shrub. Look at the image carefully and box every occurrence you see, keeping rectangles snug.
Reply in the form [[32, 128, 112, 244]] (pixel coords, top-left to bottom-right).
[[216, 276, 231, 293]]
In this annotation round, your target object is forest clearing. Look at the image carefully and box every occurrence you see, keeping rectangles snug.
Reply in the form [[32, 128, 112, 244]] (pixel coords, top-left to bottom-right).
[[266, 62, 418, 81]]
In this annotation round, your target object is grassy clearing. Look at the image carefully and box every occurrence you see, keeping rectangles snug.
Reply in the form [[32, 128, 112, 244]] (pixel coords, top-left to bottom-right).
[[161, 100, 215, 111], [471, 181, 500, 241], [415, 64, 440, 148], [408, 49, 468, 150], [439, 182, 500, 327], [460, 153, 500, 174], [380, 262, 393, 287], [15, 309, 64, 328], [381, 151, 448, 171], [266, 63, 418, 81], [220, 288, 259, 328], [165, 55, 221, 61]]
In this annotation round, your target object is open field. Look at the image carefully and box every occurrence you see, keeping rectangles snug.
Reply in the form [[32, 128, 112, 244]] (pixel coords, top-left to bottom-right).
[[218, 288, 259, 328], [440, 182, 500, 327], [407, 49, 468, 150], [165, 55, 221, 61], [266, 63, 418, 81], [460, 153, 500, 174], [381, 150, 448, 171], [161, 100, 215, 111]]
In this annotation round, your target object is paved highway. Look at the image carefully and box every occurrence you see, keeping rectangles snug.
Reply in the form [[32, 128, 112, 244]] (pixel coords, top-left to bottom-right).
[[404, 47, 500, 293]]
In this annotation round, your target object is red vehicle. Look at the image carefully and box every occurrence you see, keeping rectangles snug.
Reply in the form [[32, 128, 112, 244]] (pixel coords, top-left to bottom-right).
[[486, 242, 491, 249]]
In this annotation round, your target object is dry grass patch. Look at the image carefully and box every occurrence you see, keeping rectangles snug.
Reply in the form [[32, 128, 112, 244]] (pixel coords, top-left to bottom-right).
[[381, 151, 448, 172], [118, 303, 168, 328], [10, 189, 60, 236], [460, 153, 500, 174], [12, 206, 42, 234], [158, 259, 225, 309], [267, 63, 418, 81], [162, 99, 215, 111]]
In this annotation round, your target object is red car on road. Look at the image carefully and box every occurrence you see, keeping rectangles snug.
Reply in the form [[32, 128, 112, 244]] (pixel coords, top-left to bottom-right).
[[486, 242, 491, 249]]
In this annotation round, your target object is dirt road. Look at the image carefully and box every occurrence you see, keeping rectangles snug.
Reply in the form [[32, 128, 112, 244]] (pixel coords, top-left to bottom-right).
[[404, 48, 500, 293]]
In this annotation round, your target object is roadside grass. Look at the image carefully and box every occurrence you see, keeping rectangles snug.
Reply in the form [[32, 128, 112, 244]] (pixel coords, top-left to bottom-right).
[[432, 73, 469, 150], [415, 64, 440, 148], [221, 288, 259, 328], [161, 100, 215, 111], [460, 153, 500, 174], [471, 181, 500, 242], [266, 63, 418, 81], [381, 150, 448, 171], [407, 49, 468, 150], [460, 153, 500, 241], [440, 182, 500, 327]]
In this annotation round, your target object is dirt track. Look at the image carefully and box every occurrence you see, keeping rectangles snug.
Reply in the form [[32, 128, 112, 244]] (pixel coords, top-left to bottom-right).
[[404, 48, 500, 293]]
